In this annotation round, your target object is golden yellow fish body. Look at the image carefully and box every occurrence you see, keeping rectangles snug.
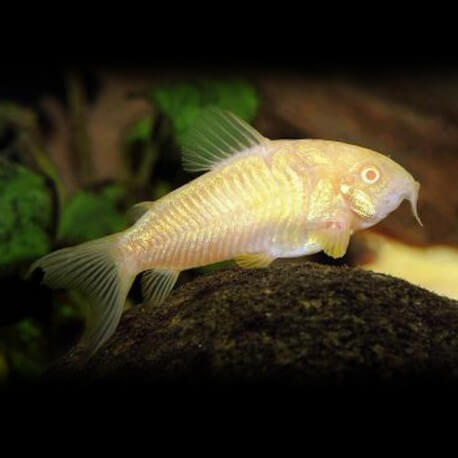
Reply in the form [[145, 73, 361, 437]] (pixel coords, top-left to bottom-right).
[[31, 109, 422, 357], [123, 140, 315, 271], [121, 138, 398, 271]]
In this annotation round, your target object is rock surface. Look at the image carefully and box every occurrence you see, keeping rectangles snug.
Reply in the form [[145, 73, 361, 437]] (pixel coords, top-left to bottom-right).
[[47, 262, 458, 389]]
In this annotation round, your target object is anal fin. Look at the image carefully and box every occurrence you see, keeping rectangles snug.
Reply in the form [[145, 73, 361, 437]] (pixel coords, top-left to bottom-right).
[[142, 269, 180, 306], [234, 253, 275, 269]]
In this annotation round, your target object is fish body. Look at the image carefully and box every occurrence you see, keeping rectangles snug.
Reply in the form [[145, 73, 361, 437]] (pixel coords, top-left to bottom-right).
[[29, 108, 422, 357], [122, 140, 314, 271], [122, 138, 419, 270]]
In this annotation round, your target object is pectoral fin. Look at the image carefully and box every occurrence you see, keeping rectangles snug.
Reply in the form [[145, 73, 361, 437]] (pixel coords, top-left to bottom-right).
[[309, 223, 352, 259], [234, 253, 275, 269]]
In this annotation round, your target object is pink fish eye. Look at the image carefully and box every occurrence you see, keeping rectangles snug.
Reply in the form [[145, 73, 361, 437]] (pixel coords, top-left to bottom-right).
[[361, 167, 380, 184]]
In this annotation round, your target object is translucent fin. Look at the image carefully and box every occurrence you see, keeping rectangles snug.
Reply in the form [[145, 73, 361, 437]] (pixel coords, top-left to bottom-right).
[[27, 234, 135, 359], [309, 225, 351, 259], [234, 253, 275, 269], [127, 201, 155, 223], [141, 268, 179, 305], [181, 107, 267, 172]]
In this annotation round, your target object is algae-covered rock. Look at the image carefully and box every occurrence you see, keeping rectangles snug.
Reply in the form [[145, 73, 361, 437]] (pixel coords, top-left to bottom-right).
[[48, 262, 458, 389]]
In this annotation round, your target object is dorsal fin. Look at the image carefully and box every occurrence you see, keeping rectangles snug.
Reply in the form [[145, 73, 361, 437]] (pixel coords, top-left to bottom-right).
[[181, 107, 267, 172]]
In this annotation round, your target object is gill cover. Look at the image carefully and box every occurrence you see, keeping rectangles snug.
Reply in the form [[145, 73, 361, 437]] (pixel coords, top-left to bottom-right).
[[347, 188, 377, 219]]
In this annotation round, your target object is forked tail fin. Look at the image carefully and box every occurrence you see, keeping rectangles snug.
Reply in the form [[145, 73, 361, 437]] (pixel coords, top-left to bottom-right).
[[28, 233, 135, 359]]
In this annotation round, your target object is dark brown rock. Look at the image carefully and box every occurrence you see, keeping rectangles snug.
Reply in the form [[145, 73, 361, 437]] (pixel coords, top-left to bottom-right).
[[47, 262, 458, 389]]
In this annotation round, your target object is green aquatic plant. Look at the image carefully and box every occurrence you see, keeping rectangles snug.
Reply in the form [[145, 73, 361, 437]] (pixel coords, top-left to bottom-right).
[[58, 184, 129, 244], [0, 159, 53, 273], [126, 114, 155, 144], [150, 79, 259, 146], [0, 102, 67, 210], [7, 319, 45, 378]]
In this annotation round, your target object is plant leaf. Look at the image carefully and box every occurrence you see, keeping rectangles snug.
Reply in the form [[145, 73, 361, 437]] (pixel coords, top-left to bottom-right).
[[58, 185, 129, 244], [0, 160, 52, 273], [150, 79, 259, 146]]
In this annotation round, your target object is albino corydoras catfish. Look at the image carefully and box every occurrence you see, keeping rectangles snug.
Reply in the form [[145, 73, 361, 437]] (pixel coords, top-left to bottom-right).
[[29, 108, 422, 358]]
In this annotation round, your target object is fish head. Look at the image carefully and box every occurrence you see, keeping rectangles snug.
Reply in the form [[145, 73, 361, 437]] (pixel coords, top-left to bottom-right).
[[336, 145, 422, 230]]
